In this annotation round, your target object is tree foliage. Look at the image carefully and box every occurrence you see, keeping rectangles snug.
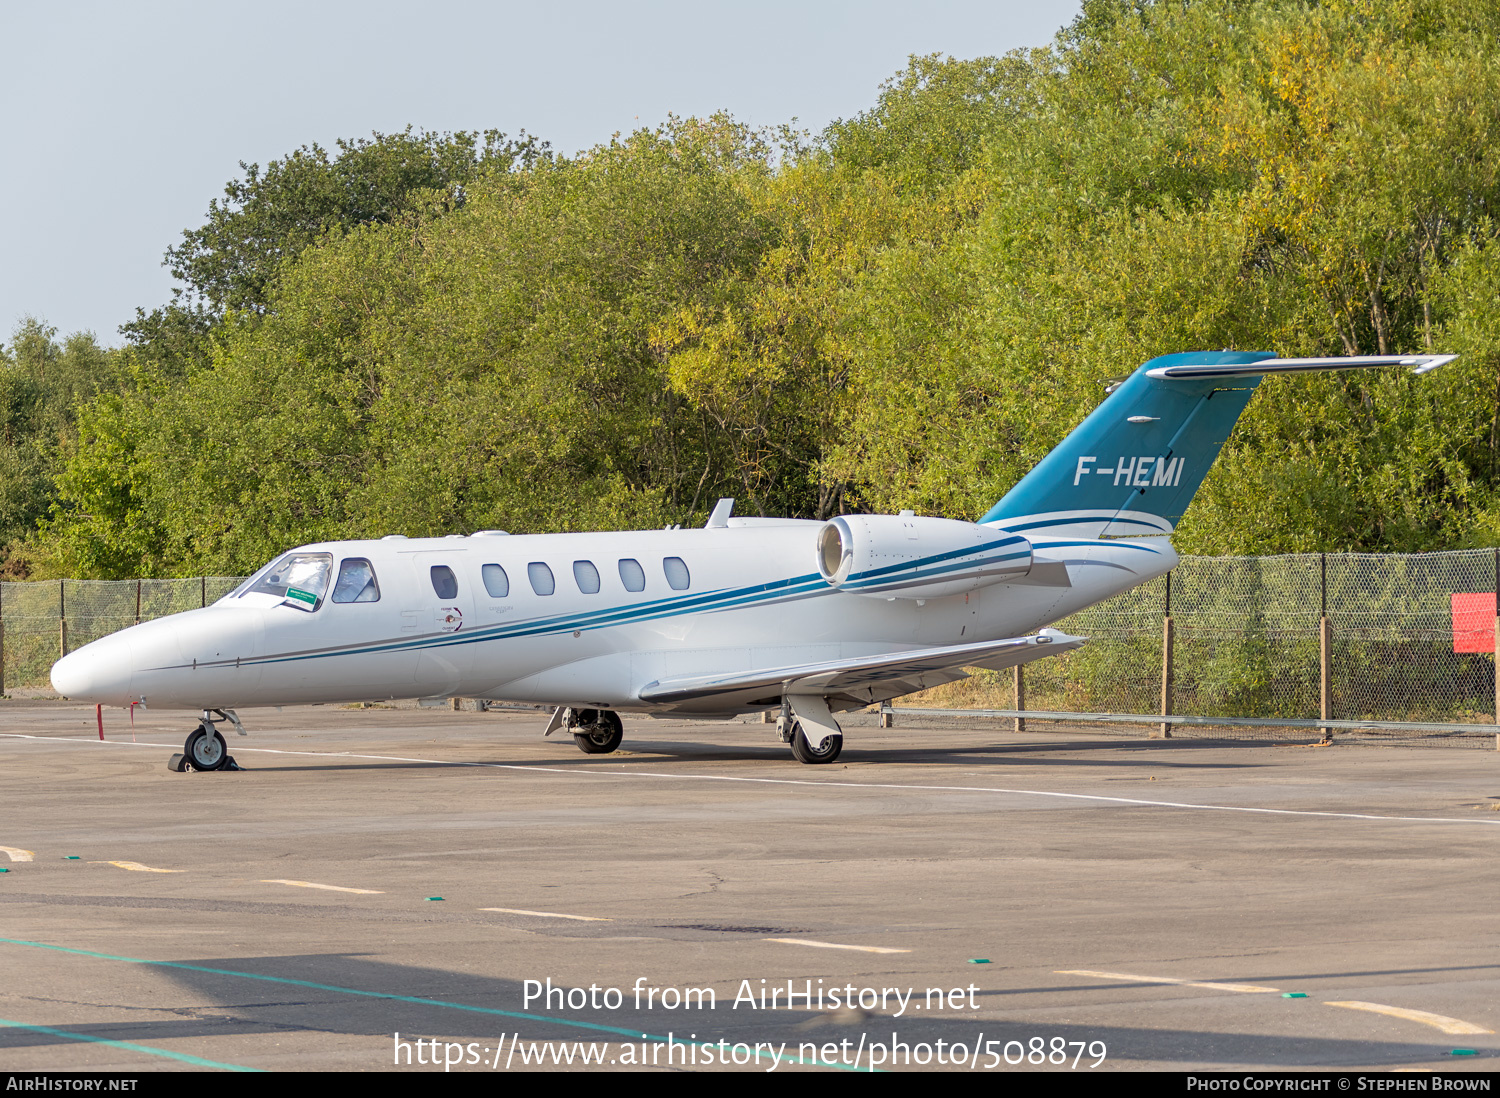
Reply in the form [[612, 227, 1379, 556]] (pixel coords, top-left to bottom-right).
[[24, 0, 1500, 576]]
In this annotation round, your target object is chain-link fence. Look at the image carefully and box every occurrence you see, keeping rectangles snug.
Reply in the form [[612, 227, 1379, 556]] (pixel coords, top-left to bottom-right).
[[895, 550, 1500, 745], [2, 578, 245, 692]]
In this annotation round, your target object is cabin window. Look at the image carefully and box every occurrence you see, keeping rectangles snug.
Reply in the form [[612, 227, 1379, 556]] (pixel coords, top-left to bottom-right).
[[332, 558, 380, 603], [663, 556, 691, 591], [528, 562, 555, 596], [573, 560, 601, 594], [481, 563, 510, 598], [245, 552, 333, 612], [430, 565, 458, 600], [618, 558, 646, 592]]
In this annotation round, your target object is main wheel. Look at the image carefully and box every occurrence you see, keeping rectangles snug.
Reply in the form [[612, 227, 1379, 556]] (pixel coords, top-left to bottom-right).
[[573, 710, 623, 755], [184, 726, 228, 771], [788, 721, 842, 764]]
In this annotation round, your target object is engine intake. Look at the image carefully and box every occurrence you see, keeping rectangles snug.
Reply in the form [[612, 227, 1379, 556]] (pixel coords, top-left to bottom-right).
[[816, 514, 1033, 599]]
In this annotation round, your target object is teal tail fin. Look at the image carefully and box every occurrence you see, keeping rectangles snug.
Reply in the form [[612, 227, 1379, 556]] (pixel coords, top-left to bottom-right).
[[979, 350, 1454, 539]]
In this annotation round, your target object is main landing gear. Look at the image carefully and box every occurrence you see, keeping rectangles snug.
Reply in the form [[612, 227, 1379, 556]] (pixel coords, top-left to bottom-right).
[[168, 710, 244, 772], [568, 708, 624, 755], [776, 696, 843, 765]]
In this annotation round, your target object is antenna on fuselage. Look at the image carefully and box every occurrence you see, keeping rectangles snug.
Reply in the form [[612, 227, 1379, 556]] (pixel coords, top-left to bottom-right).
[[705, 498, 735, 529]]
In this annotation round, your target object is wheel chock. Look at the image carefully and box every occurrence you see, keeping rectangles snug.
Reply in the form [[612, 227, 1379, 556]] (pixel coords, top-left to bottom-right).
[[168, 753, 243, 772]]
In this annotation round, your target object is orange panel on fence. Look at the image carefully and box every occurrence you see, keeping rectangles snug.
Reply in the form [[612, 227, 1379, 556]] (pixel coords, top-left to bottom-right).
[[1451, 592, 1497, 653]]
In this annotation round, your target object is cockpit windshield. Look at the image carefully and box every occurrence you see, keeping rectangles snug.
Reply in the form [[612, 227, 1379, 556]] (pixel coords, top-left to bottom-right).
[[240, 553, 334, 611]]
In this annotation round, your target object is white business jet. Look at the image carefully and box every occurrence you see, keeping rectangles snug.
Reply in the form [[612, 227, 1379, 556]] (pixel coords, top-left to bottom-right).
[[50, 350, 1453, 768]]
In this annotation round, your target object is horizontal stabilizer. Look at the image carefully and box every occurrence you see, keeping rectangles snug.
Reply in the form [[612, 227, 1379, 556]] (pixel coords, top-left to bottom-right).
[[1145, 354, 1456, 380], [637, 630, 1083, 711]]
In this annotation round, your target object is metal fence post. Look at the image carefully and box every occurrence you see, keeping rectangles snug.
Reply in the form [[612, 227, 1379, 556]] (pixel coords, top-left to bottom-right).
[[134, 579, 141, 625], [1493, 548, 1498, 750], [1156, 572, 1173, 738], [200, 577, 206, 609], [1014, 663, 1025, 733], [58, 579, 67, 659], [1319, 553, 1332, 742], [0, 581, 6, 697]]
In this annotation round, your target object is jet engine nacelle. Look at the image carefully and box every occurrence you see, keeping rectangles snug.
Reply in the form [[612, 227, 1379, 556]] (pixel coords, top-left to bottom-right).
[[816, 513, 1033, 599]]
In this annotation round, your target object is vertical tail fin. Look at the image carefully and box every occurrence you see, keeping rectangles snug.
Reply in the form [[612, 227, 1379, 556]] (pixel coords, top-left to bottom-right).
[[979, 350, 1455, 539]]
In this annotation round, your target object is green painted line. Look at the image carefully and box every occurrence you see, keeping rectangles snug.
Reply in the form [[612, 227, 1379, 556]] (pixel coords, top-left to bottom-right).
[[0, 1016, 260, 1072], [1282, 992, 1308, 998], [65, 856, 79, 860], [967, 958, 991, 964], [0, 937, 862, 1072], [1451, 1049, 1477, 1056], [425, 896, 444, 901]]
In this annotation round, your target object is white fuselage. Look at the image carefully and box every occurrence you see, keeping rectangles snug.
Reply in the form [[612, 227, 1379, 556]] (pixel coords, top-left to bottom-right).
[[50, 520, 1176, 715]]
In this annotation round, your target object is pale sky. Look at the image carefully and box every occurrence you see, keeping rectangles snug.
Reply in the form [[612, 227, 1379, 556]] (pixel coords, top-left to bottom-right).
[[1, 1, 1082, 343]]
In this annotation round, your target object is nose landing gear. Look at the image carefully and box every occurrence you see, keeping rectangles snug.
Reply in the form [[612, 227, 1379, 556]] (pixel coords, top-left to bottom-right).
[[168, 710, 244, 772]]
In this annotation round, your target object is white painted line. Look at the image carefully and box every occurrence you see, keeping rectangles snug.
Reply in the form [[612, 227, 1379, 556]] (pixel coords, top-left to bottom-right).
[[260, 879, 383, 894], [1325, 1001, 1493, 1035], [8, 732, 1500, 828], [479, 907, 611, 922], [94, 861, 183, 874], [1058, 969, 1280, 994], [0, 847, 33, 862], [766, 938, 911, 954]]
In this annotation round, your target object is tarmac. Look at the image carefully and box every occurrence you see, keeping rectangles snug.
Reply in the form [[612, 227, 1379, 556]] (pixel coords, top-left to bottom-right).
[[1, 700, 1497, 1073]]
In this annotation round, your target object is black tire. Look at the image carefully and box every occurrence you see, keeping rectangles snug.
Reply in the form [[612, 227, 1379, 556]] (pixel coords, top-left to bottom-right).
[[573, 710, 623, 755], [184, 726, 228, 771], [789, 721, 842, 764]]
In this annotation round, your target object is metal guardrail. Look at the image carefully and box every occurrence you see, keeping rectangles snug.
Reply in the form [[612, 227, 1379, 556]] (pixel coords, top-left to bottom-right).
[[881, 703, 1500, 739]]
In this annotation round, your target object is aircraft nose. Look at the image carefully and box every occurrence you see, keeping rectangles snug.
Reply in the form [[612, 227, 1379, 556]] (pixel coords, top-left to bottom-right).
[[50, 645, 132, 704]]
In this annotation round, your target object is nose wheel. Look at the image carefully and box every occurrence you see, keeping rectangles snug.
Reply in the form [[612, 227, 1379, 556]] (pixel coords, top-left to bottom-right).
[[169, 716, 242, 772], [185, 726, 228, 769]]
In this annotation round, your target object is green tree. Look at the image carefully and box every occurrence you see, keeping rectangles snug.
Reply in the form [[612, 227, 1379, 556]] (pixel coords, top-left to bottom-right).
[[166, 127, 547, 315]]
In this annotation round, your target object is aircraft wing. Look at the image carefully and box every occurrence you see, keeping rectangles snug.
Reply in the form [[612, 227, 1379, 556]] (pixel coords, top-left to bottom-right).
[[636, 630, 1084, 713]]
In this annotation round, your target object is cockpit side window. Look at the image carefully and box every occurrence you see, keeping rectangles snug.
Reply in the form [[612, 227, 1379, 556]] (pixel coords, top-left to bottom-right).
[[332, 558, 381, 603], [245, 553, 333, 611]]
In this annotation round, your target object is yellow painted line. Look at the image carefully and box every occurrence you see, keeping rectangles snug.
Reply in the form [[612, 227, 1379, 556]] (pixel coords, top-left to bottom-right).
[[259, 879, 383, 895], [1058, 969, 1280, 994], [0, 847, 33, 862], [479, 907, 610, 922], [93, 861, 182, 874], [765, 938, 911, 954], [1325, 1001, 1493, 1035]]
